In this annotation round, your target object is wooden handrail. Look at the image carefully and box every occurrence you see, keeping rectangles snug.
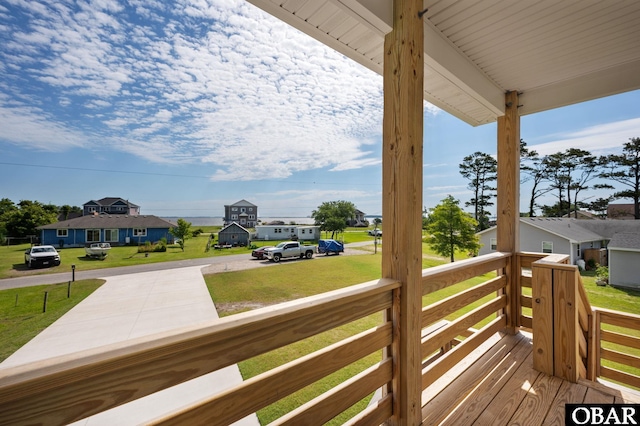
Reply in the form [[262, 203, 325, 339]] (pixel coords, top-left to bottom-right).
[[0, 278, 400, 426]]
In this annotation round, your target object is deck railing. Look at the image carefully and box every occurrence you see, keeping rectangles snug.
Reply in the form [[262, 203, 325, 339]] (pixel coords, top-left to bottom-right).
[[529, 252, 640, 390], [593, 307, 640, 389], [0, 252, 513, 425], [1, 251, 637, 425], [419, 252, 509, 390]]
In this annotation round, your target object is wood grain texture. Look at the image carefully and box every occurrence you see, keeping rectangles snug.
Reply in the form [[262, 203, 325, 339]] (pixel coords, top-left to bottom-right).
[[553, 269, 579, 382], [421, 252, 508, 295], [532, 265, 554, 375], [150, 324, 393, 425], [541, 380, 587, 426], [381, 0, 424, 423], [496, 91, 520, 254], [507, 374, 563, 425], [0, 279, 398, 426], [421, 275, 506, 328]]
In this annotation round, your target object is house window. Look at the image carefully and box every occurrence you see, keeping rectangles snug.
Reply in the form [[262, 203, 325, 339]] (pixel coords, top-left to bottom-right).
[[57, 229, 68, 237], [577, 246, 581, 257], [231, 214, 238, 220], [542, 241, 553, 254], [104, 229, 118, 242], [88, 207, 96, 213], [86, 229, 100, 242], [133, 228, 147, 237], [241, 207, 246, 212], [249, 215, 255, 220], [490, 238, 497, 251], [301, 229, 306, 234], [249, 208, 253, 212], [232, 207, 238, 211]]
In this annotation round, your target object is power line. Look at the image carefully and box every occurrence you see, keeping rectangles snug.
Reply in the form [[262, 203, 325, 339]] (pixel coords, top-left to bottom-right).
[[0, 162, 380, 187]]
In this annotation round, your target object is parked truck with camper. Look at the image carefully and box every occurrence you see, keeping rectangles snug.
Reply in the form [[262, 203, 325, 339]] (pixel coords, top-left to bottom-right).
[[266, 241, 316, 262]]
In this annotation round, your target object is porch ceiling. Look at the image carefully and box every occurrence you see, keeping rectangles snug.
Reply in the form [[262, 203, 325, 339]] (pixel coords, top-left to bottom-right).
[[247, 0, 640, 126]]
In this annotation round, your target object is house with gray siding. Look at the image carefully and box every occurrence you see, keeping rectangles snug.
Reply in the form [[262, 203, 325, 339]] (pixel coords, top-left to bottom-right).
[[478, 218, 640, 287], [217, 222, 250, 246], [224, 200, 258, 228], [83, 197, 140, 216], [37, 215, 175, 247]]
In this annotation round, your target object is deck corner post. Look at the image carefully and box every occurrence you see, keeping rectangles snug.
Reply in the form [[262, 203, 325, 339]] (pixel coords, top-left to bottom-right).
[[382, 0, 424, 424], [497, 91, 520, 334]]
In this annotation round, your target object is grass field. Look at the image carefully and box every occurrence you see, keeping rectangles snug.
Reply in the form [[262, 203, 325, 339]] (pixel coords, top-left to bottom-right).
[[0, 279, 105, 362], [1, 243, 638, 422], [0, 227, 379, 279]]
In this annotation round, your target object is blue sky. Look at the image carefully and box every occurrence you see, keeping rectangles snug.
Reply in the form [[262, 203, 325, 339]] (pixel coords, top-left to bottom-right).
[[1, 1, 639, 219]]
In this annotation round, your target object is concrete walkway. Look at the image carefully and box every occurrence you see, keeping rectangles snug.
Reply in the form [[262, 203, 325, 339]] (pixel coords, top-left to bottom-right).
[[0, 266, 258, 425]]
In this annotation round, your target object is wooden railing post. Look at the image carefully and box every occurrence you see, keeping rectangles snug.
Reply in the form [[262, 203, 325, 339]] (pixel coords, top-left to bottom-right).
[[532, 257, 584, 382], [382, 0, 424, 424], [532, 261, 554, 376]]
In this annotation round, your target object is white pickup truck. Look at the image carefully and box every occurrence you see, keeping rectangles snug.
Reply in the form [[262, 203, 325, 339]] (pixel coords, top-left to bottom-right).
[[266, 241, 316, 262]]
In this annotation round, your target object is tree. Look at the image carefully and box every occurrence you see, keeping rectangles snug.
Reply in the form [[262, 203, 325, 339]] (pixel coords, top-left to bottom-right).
[[542, 148, 602, 218], [59, 205, 82, 220], [425, 195, 480, 262], [170, 218, 192, 251], [520, 140, 552, 217], [3, 200, 59, 238], [311, 201, 356, 239], [599, 137, 640, 219], [459, 152, 497, 230]]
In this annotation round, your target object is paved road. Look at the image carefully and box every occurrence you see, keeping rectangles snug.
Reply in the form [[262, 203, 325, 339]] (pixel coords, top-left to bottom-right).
[[0, 242, 374, 290]]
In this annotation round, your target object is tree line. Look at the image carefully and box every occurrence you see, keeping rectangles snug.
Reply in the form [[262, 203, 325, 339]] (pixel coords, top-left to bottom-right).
[[0, 199, 82, 241], [459, 137, 640, 230]]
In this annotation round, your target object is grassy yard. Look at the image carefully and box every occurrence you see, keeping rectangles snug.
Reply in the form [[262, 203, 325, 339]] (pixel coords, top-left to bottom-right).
[[1, 245, 638, 422], [0, 226, 376, 279], [0, 279, 104, 362]]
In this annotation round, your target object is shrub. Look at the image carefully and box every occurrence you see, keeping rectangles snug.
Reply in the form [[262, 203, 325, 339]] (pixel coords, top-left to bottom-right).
[[586, 258, 597, 270]]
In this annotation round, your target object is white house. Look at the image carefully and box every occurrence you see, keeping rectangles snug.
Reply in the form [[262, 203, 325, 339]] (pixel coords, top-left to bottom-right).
[[254, 225, 320, 241]]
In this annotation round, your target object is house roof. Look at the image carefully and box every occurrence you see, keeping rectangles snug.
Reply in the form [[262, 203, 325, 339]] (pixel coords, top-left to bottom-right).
[[521, 218, 605, 244], [226, 199, 256, 208], [479, 218, 640, 244], [219, 222, 250, 234], [84, 198, 140, 208], [608, 233, 640, 251], [607, 203, 639, 219], [248, 0, 640, 127], [38, 215, 175, 230]]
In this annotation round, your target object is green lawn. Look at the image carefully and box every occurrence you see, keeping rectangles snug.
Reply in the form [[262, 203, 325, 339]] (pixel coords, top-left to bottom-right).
[[0, 279, 104, 362], [2, 245, 639, 421]]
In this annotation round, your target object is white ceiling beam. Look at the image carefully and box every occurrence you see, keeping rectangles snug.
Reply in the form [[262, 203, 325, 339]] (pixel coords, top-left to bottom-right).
[[332, 1, 506, 121], [519, 59, 640, 116]]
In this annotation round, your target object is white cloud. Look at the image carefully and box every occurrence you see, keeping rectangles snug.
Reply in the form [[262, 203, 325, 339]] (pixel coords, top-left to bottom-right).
[[530, 118, 640, 156], [1, 0, 404, 179]]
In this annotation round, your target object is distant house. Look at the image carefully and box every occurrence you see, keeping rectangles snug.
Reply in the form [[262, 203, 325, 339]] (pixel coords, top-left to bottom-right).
[[37, 215, 175, 247], [607, 203, 639, 219], [224, 200, 258, 228], [478, 218, 640, 287], [217, 222, 250, 246], [83, 198, 140, 216], [254, 225, 321, 241], [347, 209, 369, 227]]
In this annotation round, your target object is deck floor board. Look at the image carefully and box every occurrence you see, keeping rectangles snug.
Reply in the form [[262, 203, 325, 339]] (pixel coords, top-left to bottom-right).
[[421, 332, 640, 426]]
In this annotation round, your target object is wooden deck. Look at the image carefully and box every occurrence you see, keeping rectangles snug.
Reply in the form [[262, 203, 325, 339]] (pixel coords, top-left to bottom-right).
[[421, 331, 640, 425]]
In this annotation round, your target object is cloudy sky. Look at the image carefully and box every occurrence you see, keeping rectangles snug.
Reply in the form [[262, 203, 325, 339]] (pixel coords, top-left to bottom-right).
[[1, 0, 639, 218]]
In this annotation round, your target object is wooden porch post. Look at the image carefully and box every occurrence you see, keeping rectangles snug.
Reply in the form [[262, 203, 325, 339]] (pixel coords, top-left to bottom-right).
[[496, 91, 520, 333], [382, 0, 423, 424]]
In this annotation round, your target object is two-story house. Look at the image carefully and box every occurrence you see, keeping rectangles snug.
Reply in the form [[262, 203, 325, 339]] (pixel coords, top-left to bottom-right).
[[224, 200, 258, 228], [83, 198, 140, 216]]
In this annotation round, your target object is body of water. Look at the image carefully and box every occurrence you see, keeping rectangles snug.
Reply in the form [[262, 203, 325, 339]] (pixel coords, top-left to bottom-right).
[[161, 217, 317, 226]]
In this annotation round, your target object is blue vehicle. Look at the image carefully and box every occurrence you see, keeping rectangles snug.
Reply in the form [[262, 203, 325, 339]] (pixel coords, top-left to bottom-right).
[[318, 239, 344, 255]]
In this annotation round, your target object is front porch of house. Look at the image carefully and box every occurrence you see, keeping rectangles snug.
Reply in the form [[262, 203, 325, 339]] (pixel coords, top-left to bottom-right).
[[1, 251, 639, 425], [2, 0, 640, 424]]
